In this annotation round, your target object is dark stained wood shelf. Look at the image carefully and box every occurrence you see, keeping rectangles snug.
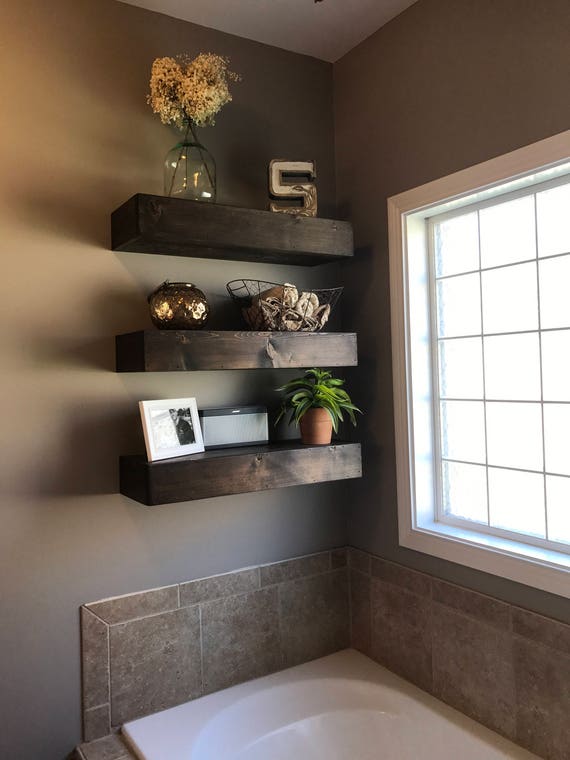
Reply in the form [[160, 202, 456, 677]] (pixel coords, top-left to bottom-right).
[[120, 441, 362, 506], [111, 194, 354, 265], [113, 196, 360, 505], [115, 330, 358, 372]]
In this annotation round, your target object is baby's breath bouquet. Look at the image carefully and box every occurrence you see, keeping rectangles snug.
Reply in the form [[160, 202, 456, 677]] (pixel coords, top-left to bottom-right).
[[148, 53, 241, 128], [148, 53, 241, 201]]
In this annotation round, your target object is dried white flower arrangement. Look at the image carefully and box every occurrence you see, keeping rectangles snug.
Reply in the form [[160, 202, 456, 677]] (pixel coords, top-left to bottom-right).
[[147, 52, 241, 129]]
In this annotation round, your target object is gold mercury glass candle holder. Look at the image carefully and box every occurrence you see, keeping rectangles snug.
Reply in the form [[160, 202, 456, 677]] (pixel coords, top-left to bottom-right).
[[148, 281, 210, 329]]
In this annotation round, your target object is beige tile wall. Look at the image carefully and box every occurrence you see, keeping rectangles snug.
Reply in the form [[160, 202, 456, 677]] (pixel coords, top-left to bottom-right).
[[348, 548, 570, 760], [81, 549, 349, 742], [80, 546, 569, 760]]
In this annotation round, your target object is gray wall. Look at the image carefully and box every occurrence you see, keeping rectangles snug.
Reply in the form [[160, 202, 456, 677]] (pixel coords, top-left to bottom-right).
[[3, 1, 569, 757], [334, 0, 570, 623], [0, 2, 344, 758]]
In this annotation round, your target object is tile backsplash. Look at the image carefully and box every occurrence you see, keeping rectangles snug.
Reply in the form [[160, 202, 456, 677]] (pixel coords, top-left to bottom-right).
[[81, 549, 349, 741], [348, 549, 570, 760], [80, 546, 569, 760]]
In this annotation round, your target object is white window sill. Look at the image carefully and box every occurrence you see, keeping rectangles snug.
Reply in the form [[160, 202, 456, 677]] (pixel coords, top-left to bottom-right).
[[401, 519, 570, 599]]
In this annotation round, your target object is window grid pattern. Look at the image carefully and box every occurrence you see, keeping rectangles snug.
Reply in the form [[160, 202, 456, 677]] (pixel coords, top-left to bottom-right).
[[430, 178, 570, 552]]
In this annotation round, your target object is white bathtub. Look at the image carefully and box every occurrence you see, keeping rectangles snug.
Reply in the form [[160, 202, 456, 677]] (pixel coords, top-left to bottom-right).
[[122, 649, 537, 760]]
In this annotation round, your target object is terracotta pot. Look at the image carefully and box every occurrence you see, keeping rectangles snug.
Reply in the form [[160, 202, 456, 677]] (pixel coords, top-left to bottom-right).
[[299, 407, 333, 445]]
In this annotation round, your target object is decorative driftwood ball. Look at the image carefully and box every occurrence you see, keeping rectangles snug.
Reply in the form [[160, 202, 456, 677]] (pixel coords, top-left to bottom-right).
[[227, 280, 342, 332]]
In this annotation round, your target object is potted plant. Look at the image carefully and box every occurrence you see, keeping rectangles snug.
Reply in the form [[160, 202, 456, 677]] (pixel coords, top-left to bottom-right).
[[275, 368, 361, 445]]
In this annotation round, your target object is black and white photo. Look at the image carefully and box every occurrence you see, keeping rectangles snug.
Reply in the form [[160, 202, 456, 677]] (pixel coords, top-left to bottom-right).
[[139, 398, 204, 461]]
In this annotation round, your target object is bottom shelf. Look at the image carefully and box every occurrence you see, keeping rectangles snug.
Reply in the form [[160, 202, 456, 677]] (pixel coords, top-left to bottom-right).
[[120, 441, 362, 506]]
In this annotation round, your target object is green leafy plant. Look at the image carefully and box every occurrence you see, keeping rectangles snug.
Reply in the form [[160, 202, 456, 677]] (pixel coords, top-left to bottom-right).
[[275, 368, 362, 433]]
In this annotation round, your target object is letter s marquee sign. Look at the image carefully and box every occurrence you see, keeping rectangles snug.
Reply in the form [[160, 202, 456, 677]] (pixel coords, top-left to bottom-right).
[[268, 159, 317, 217]]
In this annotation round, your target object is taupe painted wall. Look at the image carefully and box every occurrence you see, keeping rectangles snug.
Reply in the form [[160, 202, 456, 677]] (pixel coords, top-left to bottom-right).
[[0, 2, 343, 758], [334, 0, 570, 622], [3, 0, 570, 756]]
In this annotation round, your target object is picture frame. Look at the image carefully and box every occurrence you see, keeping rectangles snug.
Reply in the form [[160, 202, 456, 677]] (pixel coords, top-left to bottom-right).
[[139, 398, 204, 462]]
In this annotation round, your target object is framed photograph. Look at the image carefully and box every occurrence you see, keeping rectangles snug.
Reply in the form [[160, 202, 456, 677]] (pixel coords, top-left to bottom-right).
[[139, 398, 204, 462]]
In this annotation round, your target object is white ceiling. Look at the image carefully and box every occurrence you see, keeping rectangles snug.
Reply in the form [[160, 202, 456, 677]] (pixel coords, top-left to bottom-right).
[[119, 0, 418, 62]]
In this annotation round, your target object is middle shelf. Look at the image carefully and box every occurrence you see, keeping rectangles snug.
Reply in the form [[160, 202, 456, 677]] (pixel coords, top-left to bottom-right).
[[116, 330, 358, 371]]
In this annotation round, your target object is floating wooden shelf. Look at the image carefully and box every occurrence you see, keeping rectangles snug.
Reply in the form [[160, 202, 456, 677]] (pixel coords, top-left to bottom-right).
[[115, 330, 358, 372], [113, 196, 360, 505], [111, 194, 354, 265], [120, 442, 362, 506]]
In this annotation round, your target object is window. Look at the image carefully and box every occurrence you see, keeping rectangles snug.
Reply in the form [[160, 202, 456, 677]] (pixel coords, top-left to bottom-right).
[[388, 131, 570, 598]]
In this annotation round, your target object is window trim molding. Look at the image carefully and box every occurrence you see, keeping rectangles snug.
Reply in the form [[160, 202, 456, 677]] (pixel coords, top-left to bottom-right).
[[388, 130, 570, 599]]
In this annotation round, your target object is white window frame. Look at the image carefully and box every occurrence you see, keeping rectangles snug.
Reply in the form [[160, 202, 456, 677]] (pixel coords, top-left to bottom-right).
[[388, 130, 570, 599]]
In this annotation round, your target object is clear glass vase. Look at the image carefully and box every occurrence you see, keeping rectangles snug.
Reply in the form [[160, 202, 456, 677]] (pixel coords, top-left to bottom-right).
[[164, 125, 216, 202]]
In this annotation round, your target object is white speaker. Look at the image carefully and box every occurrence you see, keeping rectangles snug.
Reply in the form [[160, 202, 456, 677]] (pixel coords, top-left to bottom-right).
[[198, 406, 269, 449]]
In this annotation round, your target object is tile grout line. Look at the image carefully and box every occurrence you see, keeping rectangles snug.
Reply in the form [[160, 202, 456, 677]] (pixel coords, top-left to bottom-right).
[[99, 568, 342, 629], [348, 562, 370, 579], [374, 560, 569, 645], [106, 604, 189, 626], [82, 606, 109, 627], [85, 549, 570, 632], [86, 584, 179, 609], [81, 607, 112, 741], [348, 564, 354, 647], [347, 549, 372, 576], [368, 557, 373, 656], [198, 604, 205, 696], [84, 552, 333, 614], [512, 628, 570, 659], [370, 555, 533, 623], [510, 607, 518, 742], [276, 582, 285, 668], [260, 567, 345, 590], [84, 701, 110, 712], [181, 583, 262, 609], [95, 554, 566, 642], [430, 596, 511, 634], [237, 550, 333, 581], [105, 616, 111, 737], [512, 601, 570, 632], [179, 567, 260, 592], [428, 577, 435, 695], [370, 573, 431, 602]]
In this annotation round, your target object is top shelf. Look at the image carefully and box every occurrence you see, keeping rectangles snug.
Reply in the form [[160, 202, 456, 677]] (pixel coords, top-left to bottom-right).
[[111, 194, 354, 266]]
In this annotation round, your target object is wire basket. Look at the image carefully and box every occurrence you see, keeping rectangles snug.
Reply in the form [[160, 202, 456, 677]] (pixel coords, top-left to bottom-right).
[[227, 280, 343, 332]]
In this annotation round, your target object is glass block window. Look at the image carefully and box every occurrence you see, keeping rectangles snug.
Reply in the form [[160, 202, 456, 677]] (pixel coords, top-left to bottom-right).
[[430, 176, 570, 552]]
